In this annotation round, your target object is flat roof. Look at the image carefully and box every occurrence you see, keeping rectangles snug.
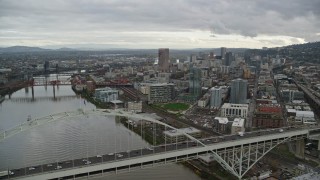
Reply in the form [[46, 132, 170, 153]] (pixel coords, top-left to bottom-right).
[[163, 127, 201, 137], [110, 100, 123, 104], [232, 118, 245, 127], [198, 154, 214, 163], [214, 117, 229, 124], [292, 172, 320, 180], [287, 109, 296, 113], [222, 103, 248, 108], [296, 111, 314, 117], [129, 113, 163, 121], [149, 83, 174, 86]]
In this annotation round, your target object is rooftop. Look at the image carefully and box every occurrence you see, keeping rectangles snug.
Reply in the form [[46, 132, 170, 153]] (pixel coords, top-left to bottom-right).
[[214, 117, 229, 124], [163, 127, 201, 137], [232, 118, 245, 127], [198, 153, 215, 163], [222, 103, 249, 108]]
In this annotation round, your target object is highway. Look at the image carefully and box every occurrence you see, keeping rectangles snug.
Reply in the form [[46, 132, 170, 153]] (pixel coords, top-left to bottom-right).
[[1, 125, 311, 180]]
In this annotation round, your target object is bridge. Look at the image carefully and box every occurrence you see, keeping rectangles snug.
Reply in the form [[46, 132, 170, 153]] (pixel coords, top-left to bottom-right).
[[1, 109, 320, 180], [7, 95, 78, 103]]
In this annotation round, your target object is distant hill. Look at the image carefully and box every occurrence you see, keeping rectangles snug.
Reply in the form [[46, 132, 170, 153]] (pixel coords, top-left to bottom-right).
[[0, 46, 50, 53], [55, 47, 78, 51], [245, 41, 320, 63]]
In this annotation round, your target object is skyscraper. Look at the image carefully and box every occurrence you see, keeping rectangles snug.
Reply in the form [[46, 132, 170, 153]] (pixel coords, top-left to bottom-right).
[[230, 78, 248, 104], [221, 47, 227, 59], [190, 54, 197, 63], [189, 67, 202, 97], [225, 52, 234, 66], [158, 48, 170, 72], [210, 86, 222, 108]]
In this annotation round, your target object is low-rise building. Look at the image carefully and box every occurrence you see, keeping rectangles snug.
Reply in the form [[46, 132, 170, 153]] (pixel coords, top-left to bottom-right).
[[148, 83, 174, 104], [198, 96, 209, 107], [231, 118, 245, 134], [295, 111, 316, 124], [94, 87, 119, 102], [221, 103, 248, 118], [163, 127, 201, 143], [253, 104, 283, 128], [198, 154, 215, 166], [213, 117, 229, 133], [127, 101, 143, 113]]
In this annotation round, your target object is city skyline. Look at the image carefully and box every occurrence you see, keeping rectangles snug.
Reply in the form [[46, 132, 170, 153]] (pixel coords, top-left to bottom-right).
[[1, 0, 320, 49]]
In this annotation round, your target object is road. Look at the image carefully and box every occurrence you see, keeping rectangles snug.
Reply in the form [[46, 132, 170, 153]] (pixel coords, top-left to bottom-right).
[[0, 126, 307, 179]]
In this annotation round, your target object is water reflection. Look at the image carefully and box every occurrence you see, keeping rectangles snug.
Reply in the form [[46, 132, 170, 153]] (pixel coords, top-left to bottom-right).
[[0, 74, 201, 180]]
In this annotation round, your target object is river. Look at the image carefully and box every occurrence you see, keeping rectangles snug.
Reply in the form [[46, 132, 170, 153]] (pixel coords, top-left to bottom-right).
[[0, 74, 200, 180]]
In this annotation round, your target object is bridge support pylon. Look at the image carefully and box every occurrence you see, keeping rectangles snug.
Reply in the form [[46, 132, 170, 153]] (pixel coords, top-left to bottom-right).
[[295, 139, 305, 159]]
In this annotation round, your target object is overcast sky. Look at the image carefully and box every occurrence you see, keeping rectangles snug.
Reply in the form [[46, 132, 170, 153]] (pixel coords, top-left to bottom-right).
[[0, 0, 319, 49]]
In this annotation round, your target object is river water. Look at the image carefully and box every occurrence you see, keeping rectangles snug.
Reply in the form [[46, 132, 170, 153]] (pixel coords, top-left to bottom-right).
[[0, 74, 200, 180]]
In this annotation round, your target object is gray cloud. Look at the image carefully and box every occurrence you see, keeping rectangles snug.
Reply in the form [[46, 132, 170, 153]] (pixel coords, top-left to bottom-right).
[[0, 0, 319, 48]]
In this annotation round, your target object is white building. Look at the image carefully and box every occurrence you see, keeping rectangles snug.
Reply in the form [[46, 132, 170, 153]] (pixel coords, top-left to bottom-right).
[[198, 96, 209, 107], [220, 65, 230, 74], [94, 87, 119, 102], [231, 118, 245, 134], [221, 103, 248, 118], [295, 111, 316, 124]]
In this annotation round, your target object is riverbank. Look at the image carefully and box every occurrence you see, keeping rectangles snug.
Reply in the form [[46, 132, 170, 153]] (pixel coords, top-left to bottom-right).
[[119, 116, 164, 145], [72, 87, 111, 109]]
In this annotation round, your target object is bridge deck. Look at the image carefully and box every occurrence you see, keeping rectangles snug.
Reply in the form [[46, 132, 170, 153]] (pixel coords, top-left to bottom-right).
[[6, 127, 312, 180]]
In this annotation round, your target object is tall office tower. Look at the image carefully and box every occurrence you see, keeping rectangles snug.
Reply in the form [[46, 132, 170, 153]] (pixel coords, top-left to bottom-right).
[[225, 52, 234, 66], [189, 67, 202, 97], [230, 78, 248, 104], [190, 54, 197, 63], [210, 86, 222, 108], [221, 47, 227, 59], [44, 61, 49, 74], [209, 51, 215, 59], [158, 48, 170, 72]]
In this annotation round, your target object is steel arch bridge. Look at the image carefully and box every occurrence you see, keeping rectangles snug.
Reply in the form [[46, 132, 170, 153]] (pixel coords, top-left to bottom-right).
[[1, 109, 319, 180]]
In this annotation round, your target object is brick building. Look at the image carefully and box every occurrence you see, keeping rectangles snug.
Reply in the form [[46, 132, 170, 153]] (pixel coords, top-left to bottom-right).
[[253, 104, 284, 128]]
